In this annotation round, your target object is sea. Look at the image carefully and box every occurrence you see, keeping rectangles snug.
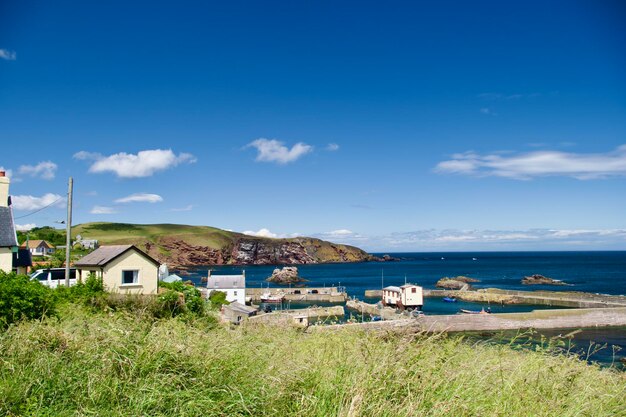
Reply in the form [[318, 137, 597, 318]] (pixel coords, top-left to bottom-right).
[[178, 251, 626, 367]]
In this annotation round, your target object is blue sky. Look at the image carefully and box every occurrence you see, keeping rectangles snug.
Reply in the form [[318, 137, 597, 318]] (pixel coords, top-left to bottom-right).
[[1, 0, 625, 251]]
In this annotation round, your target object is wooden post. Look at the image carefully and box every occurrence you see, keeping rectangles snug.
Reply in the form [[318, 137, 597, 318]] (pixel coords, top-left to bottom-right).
[[64, 177, 73, 287]]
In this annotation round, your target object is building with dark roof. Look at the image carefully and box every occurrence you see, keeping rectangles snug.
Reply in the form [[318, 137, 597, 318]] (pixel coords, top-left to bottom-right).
[[75, 245, 160, 295], [0, 171, 18, 273]]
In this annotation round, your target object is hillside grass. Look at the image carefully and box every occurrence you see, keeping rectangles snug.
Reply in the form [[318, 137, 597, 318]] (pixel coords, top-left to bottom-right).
[[73, 223, 239, 249], [1, 307, 624, 416]]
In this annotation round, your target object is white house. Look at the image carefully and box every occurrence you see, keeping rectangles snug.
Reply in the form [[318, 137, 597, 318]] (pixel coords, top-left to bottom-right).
[[382, 283, 423, 310], [206, 270, 246, 304], [0, 171, 19, 273], [21, 240, 56, 257], [74, 235, 99, 250], [74, 245, 160, 295]]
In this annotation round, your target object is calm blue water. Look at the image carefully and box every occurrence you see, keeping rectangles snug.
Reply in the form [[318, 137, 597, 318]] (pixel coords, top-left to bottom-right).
[[178, 251, 626, 367], [181, 251, 626, 297]]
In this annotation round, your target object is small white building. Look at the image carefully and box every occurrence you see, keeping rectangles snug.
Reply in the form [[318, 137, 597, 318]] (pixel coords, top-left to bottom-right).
[[206, 270, 246, 304], [21, 240, 56, 257], [74, 245, 160, 295], [382, 283, 423, 310]]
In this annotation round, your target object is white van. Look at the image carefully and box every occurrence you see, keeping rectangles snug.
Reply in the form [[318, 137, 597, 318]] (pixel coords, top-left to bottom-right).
[[30, 268, 77, 288]]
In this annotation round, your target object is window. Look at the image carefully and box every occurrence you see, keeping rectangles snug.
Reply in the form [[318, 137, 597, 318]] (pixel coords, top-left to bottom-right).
[[122, 270, 139, 285], [412, 288, 416, 293], [234, 291, 238, 296]]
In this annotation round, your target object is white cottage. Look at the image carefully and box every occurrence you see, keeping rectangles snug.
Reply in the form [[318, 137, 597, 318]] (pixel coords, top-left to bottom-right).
[[206, 270, 246, 304], [74, 245, 160, 295], [382, 283, 423, 310]]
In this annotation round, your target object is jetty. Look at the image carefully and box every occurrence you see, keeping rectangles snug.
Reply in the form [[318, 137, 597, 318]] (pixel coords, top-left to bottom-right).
[[247, 287, 348, 303], [314, 307, 626, 333], [365, 288, 626, 309]]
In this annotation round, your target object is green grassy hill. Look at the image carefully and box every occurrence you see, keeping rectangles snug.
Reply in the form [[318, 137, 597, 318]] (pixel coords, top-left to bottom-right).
[[73, 222, 375, 268]]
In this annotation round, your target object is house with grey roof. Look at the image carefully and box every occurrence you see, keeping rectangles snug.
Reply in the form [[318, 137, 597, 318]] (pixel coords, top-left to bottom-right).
[[74, 245, 160, 295], [207, 270, 246, 304], [0, 171, 19, 273]]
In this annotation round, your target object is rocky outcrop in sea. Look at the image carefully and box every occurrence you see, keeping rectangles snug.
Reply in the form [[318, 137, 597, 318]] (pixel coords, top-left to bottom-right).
[[266, 266, 307, 284]]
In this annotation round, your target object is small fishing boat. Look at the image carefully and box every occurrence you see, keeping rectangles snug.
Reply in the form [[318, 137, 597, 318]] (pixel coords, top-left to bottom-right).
[[260, 292, 284, 303], [442, 297, 457, 303], [460, 308, 491, 315]]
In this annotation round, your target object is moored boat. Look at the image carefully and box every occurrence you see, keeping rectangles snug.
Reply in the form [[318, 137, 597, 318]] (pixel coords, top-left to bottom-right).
[[443, 296, 457, 303], [260, 292, 284, 303], [460, 308, 491, 315]]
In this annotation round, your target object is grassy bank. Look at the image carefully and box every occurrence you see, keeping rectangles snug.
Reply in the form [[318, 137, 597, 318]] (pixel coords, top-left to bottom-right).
[[1, 307, 624, 416]]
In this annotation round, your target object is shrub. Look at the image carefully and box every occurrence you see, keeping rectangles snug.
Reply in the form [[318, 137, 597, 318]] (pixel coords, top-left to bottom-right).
[[55, 274, 105, 306], [158, 281, 206, 316], [0, 271, 57, 328], [207, 290, 229, 309]]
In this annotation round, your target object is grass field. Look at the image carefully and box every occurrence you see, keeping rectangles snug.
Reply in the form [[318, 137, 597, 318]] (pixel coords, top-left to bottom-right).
[[1, 306, 624, 416]]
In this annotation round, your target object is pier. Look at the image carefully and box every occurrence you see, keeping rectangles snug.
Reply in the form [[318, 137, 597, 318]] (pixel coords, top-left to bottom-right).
[[315, 307, 626, 333], [365, 288, 626, 308], [246, 287, 348, 303]]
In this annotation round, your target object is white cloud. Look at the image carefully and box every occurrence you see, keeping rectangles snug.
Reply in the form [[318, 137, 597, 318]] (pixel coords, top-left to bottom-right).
[[0, 49, 16, 61], [77, 149, 196, 178], [170, 204, 194, 212], [15, 223, 36, 231], [73, 151, 102, 160], [328, 229, 353, 236], [18, 161, 58, 180], [115, 193, 163, 204], [11, 193, 64, 211], [435, 145, 626, 180], [243, 228, 278, 238], [480, 108, 497, 116], [246, 139, 313, 164], [90, 206, 117, 214], [326, 143, 340, 151]]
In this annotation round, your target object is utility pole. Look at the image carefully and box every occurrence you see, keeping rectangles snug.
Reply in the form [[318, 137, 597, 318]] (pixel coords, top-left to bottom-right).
[[64, 177, 73, 287]]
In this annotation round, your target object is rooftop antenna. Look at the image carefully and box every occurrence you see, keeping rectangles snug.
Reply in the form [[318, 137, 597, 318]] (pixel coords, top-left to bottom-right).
[[404, 274, 407, 285], [381, 268, 384, 290]]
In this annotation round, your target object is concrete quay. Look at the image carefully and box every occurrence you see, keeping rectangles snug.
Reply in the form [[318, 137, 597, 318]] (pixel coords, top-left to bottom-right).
[[247, 287, 347, 303], [365, 288, 626, 308], [314, 307, 626, 333]]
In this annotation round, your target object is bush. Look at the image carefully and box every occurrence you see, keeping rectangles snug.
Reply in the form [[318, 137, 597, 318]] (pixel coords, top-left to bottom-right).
[[207, 290, 229, 309], [158, 281, 206, 317], [55, 274, 105, 307], [0, 271, 57, 328]]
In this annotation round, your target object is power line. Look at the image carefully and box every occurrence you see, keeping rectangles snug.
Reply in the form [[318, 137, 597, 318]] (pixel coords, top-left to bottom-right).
[[13, 195, 65, 219]]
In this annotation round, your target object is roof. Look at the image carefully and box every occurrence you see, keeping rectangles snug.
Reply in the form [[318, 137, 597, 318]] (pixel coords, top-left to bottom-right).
[[74, 245, 160, 267], [400, 284, 422, 289], [163, 274, 183, 283], [0, 206, 18, 247], [207, 274, 245, 289], [12, 248, 32, 267], [383, 286, 401, 293], [21, 240, 54, 249], [224, 302, 257, 314]]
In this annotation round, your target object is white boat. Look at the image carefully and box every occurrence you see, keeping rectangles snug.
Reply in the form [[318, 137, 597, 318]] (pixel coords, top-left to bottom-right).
[[260, 292, 284, 303]]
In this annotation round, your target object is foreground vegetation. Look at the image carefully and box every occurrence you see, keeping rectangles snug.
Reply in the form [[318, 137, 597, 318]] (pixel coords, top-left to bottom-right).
[[0, 272, 624, 416]]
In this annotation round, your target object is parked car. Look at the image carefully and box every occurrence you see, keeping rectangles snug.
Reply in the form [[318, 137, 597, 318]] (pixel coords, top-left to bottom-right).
[[30, 268, 77, 288]]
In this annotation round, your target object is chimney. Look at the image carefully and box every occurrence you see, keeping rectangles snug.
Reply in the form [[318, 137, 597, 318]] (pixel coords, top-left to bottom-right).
[[0, 171, 9, 208]]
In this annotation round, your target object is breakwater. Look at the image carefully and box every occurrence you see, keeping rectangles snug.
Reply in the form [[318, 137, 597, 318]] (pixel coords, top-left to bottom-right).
[[314, 307, 626, 333], [247, 287, 347, 303], [365, 288, 626, 308]]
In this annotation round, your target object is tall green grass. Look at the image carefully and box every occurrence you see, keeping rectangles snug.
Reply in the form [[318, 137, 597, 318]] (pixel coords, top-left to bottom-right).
[[1, 307, 624, 416]]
